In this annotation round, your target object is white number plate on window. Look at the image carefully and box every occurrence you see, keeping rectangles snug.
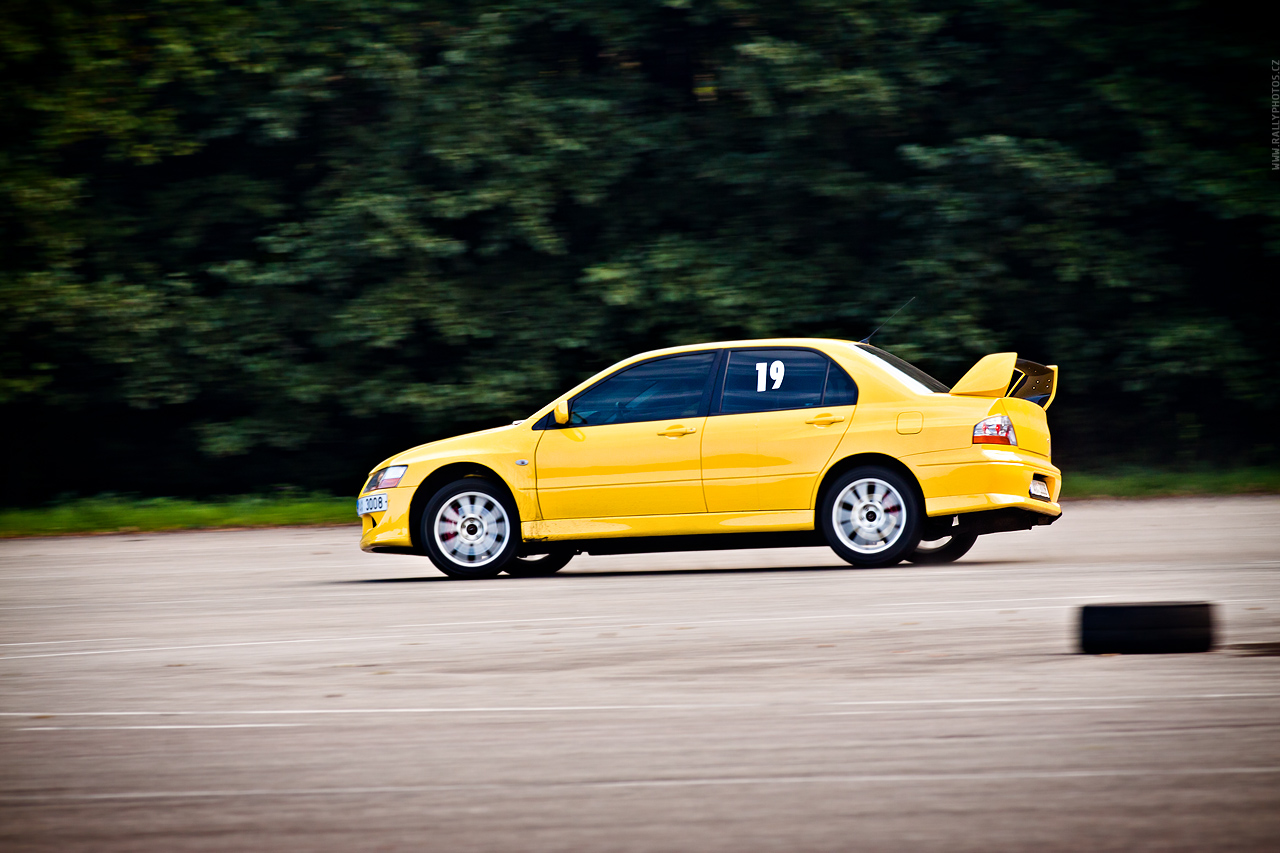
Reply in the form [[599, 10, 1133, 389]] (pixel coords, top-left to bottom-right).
[[1029, 480, 1050, 500], [357, 494, 388, 516]]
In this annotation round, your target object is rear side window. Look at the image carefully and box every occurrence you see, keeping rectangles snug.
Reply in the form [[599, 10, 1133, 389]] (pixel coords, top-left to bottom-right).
[[720, 349, 842, 414], [570, 352, 716, 426], [823, 363, 859, 406]]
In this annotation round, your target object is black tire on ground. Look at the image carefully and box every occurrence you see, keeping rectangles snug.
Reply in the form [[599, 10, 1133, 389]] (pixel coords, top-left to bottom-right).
[[819, 465, 923, 568], [1079, 602, 1216, 654], [505, 548, 575, 577], [420, 478, 520, 579], [905, 530, 979, 564]]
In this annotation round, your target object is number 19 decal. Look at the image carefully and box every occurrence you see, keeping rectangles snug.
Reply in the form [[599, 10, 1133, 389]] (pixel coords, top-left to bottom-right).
[[755, 360, 785, 392]]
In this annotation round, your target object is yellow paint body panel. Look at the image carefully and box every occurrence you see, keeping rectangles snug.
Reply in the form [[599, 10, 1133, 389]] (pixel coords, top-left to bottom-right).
[[951, 352, 1018, 398], [357, 422, 542, 552], [910, 446, 1061, 516], [535, 418, 707, 518], [359, 338, 1061, 554], [701, 406, 853, 512], [699, 411, 761, 511], [997, 397, 1052, 458], [359, 485, 417, 549]]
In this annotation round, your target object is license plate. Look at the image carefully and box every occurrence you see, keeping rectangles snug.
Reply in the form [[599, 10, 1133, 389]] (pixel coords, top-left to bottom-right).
[[1029, 479, 1050, 501], [357, 493, 388, 516]]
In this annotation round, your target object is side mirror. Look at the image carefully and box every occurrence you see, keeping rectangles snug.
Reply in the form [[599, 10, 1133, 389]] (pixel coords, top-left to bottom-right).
[[553, 399, 570, 425]]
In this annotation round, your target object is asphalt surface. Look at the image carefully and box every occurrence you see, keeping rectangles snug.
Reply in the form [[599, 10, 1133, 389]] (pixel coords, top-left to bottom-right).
[[2, 497, 1278, 852]]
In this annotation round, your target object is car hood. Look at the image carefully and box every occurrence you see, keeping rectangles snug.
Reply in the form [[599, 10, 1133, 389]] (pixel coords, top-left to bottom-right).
[[371, 422, 525, 472]]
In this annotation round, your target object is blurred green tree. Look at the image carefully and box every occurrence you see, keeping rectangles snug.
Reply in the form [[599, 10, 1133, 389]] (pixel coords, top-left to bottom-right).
[[1, 0, 1273, 499]]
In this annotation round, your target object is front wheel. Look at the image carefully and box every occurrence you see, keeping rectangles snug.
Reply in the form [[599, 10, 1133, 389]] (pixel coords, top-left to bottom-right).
[[421, 479, 519, 579], [819, 466, 922, 568], [905, 530, 978, 564]]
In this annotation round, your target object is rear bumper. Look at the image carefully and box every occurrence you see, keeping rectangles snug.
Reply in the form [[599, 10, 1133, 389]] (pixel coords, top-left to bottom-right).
[[908, 446, 1062, 519], [924, 506, 1059, 540]]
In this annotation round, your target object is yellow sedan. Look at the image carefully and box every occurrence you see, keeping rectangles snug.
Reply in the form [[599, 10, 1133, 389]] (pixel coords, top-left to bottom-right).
[[357, 339, 1061, 578]]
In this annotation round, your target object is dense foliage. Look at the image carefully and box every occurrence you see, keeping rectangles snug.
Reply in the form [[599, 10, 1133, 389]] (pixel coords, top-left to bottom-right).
[[2, 0, 1272, 501]]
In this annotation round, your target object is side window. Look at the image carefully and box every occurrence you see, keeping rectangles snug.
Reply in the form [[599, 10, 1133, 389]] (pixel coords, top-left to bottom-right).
[[720, 349, 829, 414], [823, 363, 859, 406], [570, 352, 716, 426]]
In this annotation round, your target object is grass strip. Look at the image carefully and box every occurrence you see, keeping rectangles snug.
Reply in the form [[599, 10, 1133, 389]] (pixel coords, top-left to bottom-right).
[[0, 495, 355, 538], [1063, 467, 1280, 499], [2, 469, 1278, 537]]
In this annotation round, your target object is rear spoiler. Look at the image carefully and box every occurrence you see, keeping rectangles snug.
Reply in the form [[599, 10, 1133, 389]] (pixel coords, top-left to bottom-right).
[[950, 352, 1058, 410]]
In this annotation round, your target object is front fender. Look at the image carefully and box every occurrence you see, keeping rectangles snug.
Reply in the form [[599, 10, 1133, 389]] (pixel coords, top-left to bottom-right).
[[359, 423, 544, 552]]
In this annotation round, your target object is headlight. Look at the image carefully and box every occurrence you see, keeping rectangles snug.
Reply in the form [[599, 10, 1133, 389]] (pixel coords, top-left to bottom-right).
[[363, 465, 408, 492]]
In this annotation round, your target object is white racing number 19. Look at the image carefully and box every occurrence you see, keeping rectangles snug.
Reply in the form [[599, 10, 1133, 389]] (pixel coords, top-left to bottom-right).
[[755, 360, 785, 392]]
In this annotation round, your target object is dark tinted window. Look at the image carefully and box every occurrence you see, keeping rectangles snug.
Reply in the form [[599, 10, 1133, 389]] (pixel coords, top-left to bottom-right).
[[856, 344, 950, 393], [720, 349, 829, 414], [823, 363, 859, 406], [570, 352, 715, 426]]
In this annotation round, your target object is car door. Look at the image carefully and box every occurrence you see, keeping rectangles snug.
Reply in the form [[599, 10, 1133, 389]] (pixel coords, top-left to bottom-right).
[[701, 348, 858, 512], [535, 351, 719, 519]]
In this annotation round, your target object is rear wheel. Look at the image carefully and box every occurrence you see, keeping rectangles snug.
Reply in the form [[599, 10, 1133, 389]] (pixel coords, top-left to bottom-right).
[[905, 530, 978, 564], [505, 548, 575, 577], [819, 466, 922, 568], [421, 479, 518, 579]]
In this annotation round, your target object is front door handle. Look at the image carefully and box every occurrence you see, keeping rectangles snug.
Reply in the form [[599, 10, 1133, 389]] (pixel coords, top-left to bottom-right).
[[657, 425, 697, 437], [805, 414, 846, 426]]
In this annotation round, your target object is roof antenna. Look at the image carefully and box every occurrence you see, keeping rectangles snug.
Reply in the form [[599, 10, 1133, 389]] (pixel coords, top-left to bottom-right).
[[860, 296, 915, 344]]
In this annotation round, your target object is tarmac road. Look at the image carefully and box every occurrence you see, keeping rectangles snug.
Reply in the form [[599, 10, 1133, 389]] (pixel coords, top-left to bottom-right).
[[2, 497, 1278, 852]]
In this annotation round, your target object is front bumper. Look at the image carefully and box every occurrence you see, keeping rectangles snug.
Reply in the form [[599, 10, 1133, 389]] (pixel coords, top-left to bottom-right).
[[358, 486, 416, 552], [909, 446, 1062, 519]]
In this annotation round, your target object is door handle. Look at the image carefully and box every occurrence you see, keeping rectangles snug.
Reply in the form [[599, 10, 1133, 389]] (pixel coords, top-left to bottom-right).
[[805, 414, 845, 426], [657, 425, 697, 437]]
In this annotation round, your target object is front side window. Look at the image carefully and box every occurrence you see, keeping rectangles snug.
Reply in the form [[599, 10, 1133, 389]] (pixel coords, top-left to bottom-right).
[[570, 352, 716, 426], [720, 349, 833, 414]]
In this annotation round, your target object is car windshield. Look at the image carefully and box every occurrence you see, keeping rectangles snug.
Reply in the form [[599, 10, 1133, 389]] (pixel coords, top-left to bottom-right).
[[855, 344, 950, 393]]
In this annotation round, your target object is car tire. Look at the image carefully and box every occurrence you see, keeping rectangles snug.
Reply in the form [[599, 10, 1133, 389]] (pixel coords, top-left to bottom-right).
[[420, 478, 519, 579], [819, 466, 923, 568], [505, 548, 575, 577], [905, 530, 978, 564]]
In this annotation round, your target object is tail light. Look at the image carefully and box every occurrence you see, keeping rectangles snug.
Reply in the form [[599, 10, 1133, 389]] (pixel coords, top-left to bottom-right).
[[973, 414, 1017, 446]]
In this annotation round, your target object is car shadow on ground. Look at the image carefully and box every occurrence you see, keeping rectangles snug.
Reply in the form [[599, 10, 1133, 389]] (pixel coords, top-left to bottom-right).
[[334, 560, 1029, 584], [559, 560, 1030, 578]]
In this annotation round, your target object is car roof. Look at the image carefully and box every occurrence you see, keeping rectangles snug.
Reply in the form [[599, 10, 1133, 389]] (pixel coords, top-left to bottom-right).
[[621, 337, 858, 361], [586, 337, 946, 402]]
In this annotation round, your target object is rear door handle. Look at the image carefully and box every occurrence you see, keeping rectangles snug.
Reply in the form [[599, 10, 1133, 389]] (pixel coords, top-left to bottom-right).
[[657, 425, 697, 437], [805, 414, 845, 426]]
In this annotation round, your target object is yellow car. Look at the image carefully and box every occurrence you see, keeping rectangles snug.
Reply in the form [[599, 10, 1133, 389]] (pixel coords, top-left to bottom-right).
[[357, 339, 1061, 578]]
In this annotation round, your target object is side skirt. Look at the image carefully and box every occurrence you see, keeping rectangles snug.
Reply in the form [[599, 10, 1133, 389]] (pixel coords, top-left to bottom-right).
[[522, 510, 812, 542], [526, 530, 826, 557]]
